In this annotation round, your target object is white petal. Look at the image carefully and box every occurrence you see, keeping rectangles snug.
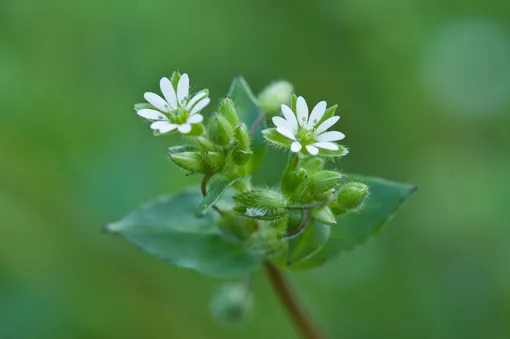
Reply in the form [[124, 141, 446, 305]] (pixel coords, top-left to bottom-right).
[[290, 142, 302, 153], [190, 98, 210, 115], [151, 121, 171, 130], [313, 142, 339, 150], [159, 77, 177, 109], [307, 101, 327, 129], [137, 109, 167, 120], [158, 122, 178, 134], [272, 116, 291, 129], [280, 104, 298, 133], [177, 73, 190, 104], [315, 116, 340, 135], [144, 92, 170, 112], [185, 91, 207, 110], [187, 114, 203, 124], [306, 145, 319, 155], [276, 127, 297, 140], [296, 96, 309, 127], [177, 123, 192, 134], [316, 131, 345, 142]]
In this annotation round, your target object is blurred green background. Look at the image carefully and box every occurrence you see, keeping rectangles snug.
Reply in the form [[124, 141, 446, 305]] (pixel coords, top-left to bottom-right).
[[1, 0, 510, 338]]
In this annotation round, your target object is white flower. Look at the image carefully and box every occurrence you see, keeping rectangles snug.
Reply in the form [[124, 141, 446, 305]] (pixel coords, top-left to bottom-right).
[[136, 73, 210, 135], [271, 96, 345, 155]]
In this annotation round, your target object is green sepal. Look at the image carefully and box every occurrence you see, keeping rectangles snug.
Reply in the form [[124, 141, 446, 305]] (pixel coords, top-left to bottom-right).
[[234, 188, 288, 209], [331, 181, 369, 214], [195, 137, 218, 152], [317, 104, 338, 126], [204, 151, 226, 169], [186, 123, 205, 137], [170, 71, 181, 89], [244, 227, 287, 259], [318, 145, 349, 158], [310, 205, 336, 225], [169, 152, 206, 173], [262, 128, 293, 149], [134, 103, 153, 111], [290, 93, 298, 112], [300, 157, 325, 174], [308, 170, 343, 195], [218, 97, 239, 127], [234, 124, 251, 150], [208, 114, 234, 146]]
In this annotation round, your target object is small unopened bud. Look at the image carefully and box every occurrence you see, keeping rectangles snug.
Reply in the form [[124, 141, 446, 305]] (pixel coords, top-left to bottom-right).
[[234, 189, 287, 209], [218, 97, 239, 127], [333, 182, 369, 214], [234, 124, 251, 151], [208, 114, 233, 146], [232, 149, 253, 166], [169, 152, 206, 173], [195, 136, 218, 152], [258, 81, 294, 115], [308, 171, 343, 195], [311, 205, 336, 225], [204, 151, 225, 169], [210, 283, 253, 323], [244, 227, 287, 258]]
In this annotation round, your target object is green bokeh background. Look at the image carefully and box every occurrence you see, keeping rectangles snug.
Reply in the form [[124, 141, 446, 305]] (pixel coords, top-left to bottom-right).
[[1, 0, 510, 338]]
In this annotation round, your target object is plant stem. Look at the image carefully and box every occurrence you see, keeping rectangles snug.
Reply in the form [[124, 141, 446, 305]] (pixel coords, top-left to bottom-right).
[[264, 261, 323, 339], [200, 172, 223, 214], [282, 209, 309, 239], [250, 111, 265, 136]]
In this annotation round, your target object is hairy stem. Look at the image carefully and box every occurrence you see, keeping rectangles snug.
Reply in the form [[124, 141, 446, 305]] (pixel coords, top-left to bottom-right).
[[264, 261, 323, 339]]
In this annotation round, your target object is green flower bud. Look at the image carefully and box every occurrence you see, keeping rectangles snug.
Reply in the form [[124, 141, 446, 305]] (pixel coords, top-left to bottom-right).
[[218, 97, 239, 127], [333, 182, 369, 214], [234, 189, 287, 209], [308, 171, 343, 195], [311, 205, 336, 225], [204, 151, 225, 169], [169, 152, 206, 173], [195, 136, 218, 152], [244, 227, 287, 258], [232, 149, 253, 166], [210, 283, 253, 323], [234, 189, 288, 220], [258, 80, 294, 115], [208, 114, 233, 146], [234, 124, 251, 151]]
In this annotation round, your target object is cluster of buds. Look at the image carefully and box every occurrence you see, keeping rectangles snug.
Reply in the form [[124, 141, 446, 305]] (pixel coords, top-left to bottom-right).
[[134, 71, 369, 258]]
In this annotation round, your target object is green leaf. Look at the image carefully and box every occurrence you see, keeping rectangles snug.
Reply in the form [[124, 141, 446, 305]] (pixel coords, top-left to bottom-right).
[[286, 220, 331, 266], [106, 190, 261, 278], [291, 175, 416, 270], [227, 76, 266, 172], [196, 176, 248, 217]]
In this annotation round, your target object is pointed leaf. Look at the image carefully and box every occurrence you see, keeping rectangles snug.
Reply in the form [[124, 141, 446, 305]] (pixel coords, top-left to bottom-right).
[[290, 175, 416, 270], [106, 190, 261, 278]]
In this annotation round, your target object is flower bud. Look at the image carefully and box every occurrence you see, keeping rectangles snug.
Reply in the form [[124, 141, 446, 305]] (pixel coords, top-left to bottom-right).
[[218, 97, 239, 127], [232, 149, 253, 166], [195, 136, 218, 152], [210, 283, 253, 323], [308, 171, 343, 195], [204, 151, 225, 169], [208, 114, 233, 146], [244, 227, 287, 258], [169, 152, 206, 173], [234, 189, 287, 209], [258, 80, 294, 115], [311, 205, 336, 225], [333, 182, 369, 214], [186, 123, 205, 137], [234, 124, 251, 151]]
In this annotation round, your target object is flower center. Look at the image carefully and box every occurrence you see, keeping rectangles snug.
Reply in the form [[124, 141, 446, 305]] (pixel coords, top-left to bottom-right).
[[295, 127, 315, 145]]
